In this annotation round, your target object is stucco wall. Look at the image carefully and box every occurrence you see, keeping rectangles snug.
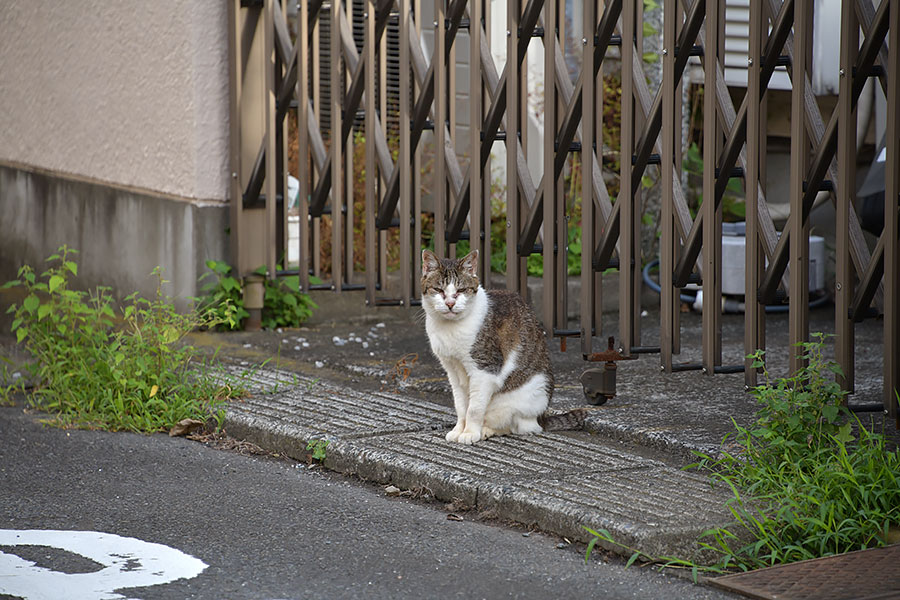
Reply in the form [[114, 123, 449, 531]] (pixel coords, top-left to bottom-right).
[[0, 1, 230, 201]]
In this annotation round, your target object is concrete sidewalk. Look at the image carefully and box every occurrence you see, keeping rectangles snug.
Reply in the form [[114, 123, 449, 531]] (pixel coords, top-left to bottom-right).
[[191, 287, 890, 564]]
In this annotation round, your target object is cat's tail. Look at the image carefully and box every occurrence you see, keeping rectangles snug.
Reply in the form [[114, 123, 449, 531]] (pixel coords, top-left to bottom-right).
[[537, 407, 591, 432]]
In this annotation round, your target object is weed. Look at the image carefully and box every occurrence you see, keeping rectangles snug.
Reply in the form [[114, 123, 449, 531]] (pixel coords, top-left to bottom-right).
[[307, 439, 329, 462], [3, 246, 245, 432], [198, 260, 317, 331], [0, 358, 25, 406], [583, 527, 719, 583], [584, 337, 900, 574], [689, 335, 900, 571], [198, 260, 248, 330], [260, 270, 317, 329]]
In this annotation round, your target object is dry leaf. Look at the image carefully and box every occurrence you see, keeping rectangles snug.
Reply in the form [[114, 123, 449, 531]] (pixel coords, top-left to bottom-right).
[[446, 514, 463, 522], [385, 485, 402, 496], [149, 385, 158, 398], [169, 418, 205, 437]]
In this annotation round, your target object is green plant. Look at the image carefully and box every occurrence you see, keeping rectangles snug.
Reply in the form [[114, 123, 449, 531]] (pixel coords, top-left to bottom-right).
[[198, 260, 249, 330], [0, 357, 24, 406], [3, 246, 244, 432], [198, 261, 317, 330], [682, 142, 745, 222], [261, 272, 318, 330], [522, 222, 584, 277], [584, 527, 717, 583], [307, 439, 329, 462], [690, 335, 900, 571]]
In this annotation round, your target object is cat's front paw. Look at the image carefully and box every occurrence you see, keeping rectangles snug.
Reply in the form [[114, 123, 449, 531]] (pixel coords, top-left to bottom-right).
[[456, 430, 482, 445], [445, 422, 466, 442]]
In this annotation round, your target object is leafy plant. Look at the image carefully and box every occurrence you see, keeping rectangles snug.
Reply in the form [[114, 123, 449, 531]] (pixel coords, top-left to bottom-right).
[[261, 271, 318, 330], [198, 261, 317, 330], [690, 335, 900, 571], [198, 260, 249, 330], [3, 246, 244, 432], [307, 439, 329, 462], [523, 222, 585, 277]]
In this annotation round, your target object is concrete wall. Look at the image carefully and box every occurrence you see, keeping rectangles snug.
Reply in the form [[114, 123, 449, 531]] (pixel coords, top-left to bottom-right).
[[0, 1, 231, 304], [0, 165, 228, 309]]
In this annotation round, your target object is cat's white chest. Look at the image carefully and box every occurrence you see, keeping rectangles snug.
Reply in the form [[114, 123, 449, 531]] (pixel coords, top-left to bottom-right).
[[424, 289, 487, 361]]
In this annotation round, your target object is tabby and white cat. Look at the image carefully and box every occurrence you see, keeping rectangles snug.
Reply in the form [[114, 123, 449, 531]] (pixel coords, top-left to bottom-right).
[[422, 249, 580, 444]]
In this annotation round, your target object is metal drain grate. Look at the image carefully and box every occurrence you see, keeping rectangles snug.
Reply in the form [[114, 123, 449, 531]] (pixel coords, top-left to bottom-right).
[[710, 545, 900, 600]]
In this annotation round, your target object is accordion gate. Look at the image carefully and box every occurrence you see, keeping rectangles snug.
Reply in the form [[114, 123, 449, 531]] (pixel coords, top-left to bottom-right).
[[228, 0, 900, 423]]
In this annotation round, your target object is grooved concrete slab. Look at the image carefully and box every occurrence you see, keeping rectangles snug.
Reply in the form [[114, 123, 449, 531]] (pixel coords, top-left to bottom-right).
[[223, 365, 735, 562], [340, 430, 657, 479], [227, 367, 455, 438]]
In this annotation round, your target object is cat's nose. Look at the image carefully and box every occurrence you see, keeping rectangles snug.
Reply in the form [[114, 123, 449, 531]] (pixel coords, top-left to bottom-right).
[[445, 298, 456, 309]]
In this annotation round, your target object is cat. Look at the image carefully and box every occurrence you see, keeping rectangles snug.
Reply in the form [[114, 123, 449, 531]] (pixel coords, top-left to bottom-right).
[[421, 249, 585, 444]]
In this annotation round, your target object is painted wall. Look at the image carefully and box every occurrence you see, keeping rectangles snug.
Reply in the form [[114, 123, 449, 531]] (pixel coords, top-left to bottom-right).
[[0, 1, 230, 201]]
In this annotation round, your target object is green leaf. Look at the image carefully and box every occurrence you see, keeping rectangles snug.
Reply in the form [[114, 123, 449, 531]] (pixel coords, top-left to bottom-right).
[[37, 304, 52, 320], [23, 295, 39, 314], [585, 537, 598, 564], [16, 327, 27, 343], [0, 280, 21, 289], [835, 423, 854, 444], [625, 551, 641, 568], [64, 261, 78, 275], [48, 275, 64, 293]]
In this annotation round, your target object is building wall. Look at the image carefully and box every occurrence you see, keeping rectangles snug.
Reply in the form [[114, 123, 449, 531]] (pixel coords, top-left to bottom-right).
[[0, 1, 231, 304], [0, 165, 228, 310], [0, 1, 230, 200]]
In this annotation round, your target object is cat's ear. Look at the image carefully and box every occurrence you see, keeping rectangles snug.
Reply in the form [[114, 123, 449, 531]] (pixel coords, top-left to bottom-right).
[[460, 250, 479, 276], [422, 249, 439, 276]]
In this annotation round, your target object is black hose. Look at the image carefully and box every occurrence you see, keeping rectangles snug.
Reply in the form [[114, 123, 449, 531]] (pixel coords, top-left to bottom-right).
[[641, 259, 830, 313]]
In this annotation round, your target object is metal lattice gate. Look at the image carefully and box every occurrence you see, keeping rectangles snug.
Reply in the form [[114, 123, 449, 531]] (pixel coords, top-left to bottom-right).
[[228, 0, 900, 424]]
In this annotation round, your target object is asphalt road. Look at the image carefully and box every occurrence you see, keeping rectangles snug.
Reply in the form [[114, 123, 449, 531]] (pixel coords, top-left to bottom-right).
[[0, 404, 736, 600]]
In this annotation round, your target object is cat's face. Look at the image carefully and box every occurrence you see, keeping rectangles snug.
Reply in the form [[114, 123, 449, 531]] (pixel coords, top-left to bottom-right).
[[421, 250, 480, 320]]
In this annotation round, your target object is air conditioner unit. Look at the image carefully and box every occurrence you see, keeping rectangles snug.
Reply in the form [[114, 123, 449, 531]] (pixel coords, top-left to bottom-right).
[[721, 222, 825, 296]]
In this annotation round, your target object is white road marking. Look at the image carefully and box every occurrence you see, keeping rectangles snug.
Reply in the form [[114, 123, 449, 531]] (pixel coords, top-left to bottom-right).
[[0, 529, 207, 600]]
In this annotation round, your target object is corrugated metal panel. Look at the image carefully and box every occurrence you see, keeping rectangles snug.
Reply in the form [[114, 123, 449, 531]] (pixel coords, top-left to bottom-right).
[[722, 0, 791, 90], [720, 0, 840, 92], [316, 1, 333, 141], [315, 1, 401, 139]]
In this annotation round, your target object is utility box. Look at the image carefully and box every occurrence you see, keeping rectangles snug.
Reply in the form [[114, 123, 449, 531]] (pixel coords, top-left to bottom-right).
[[721, 223, 825, 296]]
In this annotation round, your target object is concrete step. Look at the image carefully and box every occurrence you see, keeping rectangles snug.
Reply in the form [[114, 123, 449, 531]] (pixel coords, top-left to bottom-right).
[[225, 365, 735, 563]]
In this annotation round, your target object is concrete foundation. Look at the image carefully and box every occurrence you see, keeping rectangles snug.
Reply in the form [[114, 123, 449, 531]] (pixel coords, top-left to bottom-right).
[[0, 163, 229, 309]]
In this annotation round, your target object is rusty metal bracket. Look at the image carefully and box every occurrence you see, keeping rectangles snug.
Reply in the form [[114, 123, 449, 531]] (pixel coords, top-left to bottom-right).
[[580, 337, 637, 405]]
